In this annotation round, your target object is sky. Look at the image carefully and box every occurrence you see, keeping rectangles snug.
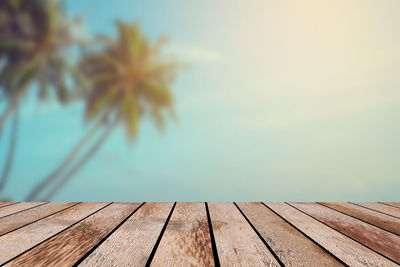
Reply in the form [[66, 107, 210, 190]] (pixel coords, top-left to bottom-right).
[[1, 0, 400, 201]]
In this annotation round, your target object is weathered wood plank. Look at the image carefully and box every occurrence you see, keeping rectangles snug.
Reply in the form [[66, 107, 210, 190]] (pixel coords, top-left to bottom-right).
[[0, 202, 78, 236], [265, 202, 397, 266], [6, 202, 141, 267], [237, 202, 343, 266], [0, 202, 17, 208], [320, 202, 400, 235], [382, 202, 400, 209], [79, 202, 174, 267], [353, 202, 400, 218], [208, 202, 280, 266], [0, 202, 108, 265], [0, 202, 45, 218], [291, 202, 400, 264], [151, 202, 214, 267]]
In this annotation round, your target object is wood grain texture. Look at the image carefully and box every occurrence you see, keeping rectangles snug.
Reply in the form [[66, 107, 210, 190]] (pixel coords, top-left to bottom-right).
[[0, 202, 108, 265], [0, 202, 17, 208], [237, 202, 343, 267], [382, 202, 400, 209], [320, 202, 400, 235], [1, 202, 398, 266], [79, 202, 174, 267], [0, 202, 44, 218], [353, 202, 400, 218], [208, 202, 280, 267], [265, 202, 397, 266], [0, 202, 78, 236], [151, 202, 214, 267], [6, 202, 141, 267], [291, 202, 400, 263]]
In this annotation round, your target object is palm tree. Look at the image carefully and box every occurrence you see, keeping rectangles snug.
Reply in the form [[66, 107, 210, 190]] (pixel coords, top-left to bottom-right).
[[26, 21, 179, 201], [0, 0, 86, 193]]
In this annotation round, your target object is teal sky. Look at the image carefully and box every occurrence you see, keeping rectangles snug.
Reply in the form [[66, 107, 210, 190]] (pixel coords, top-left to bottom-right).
[[1, 0, 400, 201]]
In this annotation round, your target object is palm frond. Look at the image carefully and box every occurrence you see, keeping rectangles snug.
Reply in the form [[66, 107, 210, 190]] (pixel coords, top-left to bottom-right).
[[120, 88, 138, 139], [87, 72, 116, 86], [65, 63, 89, 97], [86, 85, 120, 120], [141, 79, 172, 106], [11, 56, 40, 94], [151, 107, 165, 133], [116, 21, 144, 63], [38, 58, 48, 100], [0, 39, 35, 52]]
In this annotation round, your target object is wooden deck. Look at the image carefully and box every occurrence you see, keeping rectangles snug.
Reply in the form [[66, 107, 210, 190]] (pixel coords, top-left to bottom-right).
[[0, 202, 399, 266]]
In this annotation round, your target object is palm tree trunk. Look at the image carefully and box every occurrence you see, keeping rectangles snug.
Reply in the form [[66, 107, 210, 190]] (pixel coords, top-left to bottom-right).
[[25, 117, 105, 201], [0, 87, 26, 138], [43, 117, 117, 201], [0, 103, 15, 136], [0, 107, 19, 193]]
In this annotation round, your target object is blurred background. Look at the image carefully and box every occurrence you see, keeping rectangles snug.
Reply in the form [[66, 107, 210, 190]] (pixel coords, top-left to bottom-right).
[[0, 0, 399, 201]]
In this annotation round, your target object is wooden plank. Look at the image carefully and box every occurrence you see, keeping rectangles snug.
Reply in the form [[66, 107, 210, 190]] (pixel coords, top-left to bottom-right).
[[79, 202, 174, 267], [0, 202, 17, 208], [265, 202, 397, 266], [6, 202, 141, 267], [208, 202, 280, 266], [151, 202, 214, 267], [237, 202, 343, 266], [382, 202, 400, 209], [353, 202, 400, 218], [0, 202, 78, 236], [291, 202, 400, 264], [0, 202, 45, 218], [320, 202, 400, 235], [0, 202, 108, 265]]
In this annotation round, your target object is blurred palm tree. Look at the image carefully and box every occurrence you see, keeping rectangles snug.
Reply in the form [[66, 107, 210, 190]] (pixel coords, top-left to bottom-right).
[[0, 0, 86, 193], [26, 21, 179, 201]]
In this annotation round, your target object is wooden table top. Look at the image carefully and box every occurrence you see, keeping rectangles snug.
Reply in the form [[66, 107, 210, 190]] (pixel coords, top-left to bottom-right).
[[0, 202, 399, 266]]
